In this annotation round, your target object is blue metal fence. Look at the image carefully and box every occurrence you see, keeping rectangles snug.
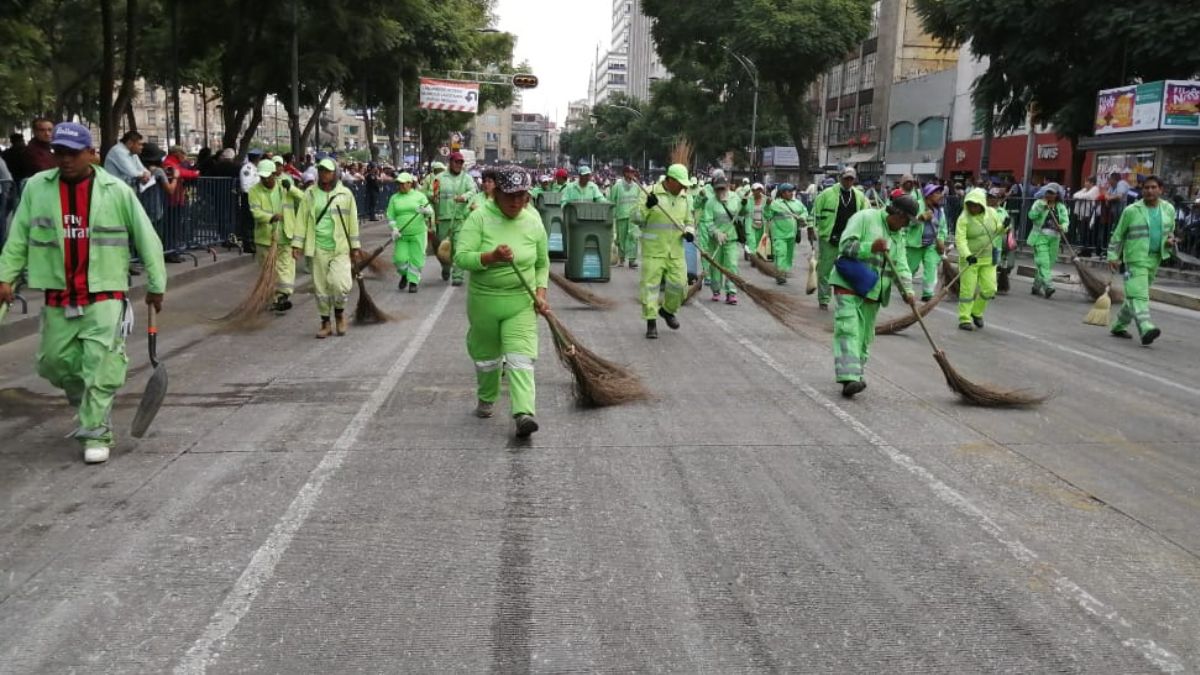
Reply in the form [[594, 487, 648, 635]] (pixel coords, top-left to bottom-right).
[[134, 176, 241, 263]]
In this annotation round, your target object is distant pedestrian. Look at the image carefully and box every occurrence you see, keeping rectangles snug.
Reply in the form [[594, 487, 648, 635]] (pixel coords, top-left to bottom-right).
[[1026, 182, 1069, 298], [103, 131, 151, 184], [1108, 175, 1176, 346], [293, 158, 360, 338], [23, 118, 56, 175]]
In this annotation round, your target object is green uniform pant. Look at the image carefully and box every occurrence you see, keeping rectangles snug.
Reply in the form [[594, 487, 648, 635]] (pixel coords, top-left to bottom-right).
[[705, 239, 740, 293], [817, 239, 840, 304], [436, 217, 463, 281], [749, 224, 764, 256], [771, 223, 797, 273], [466, 292, 538, 416], [393, 235, 425, 285], [958, 261, 997, 323], [832, 292, 879, 383], [312, 247, 352, 317], [1031, 234, 1062, 293], [906, 245, 940, 299], [640, 254, 687, 319], [614, 217, 639, 264], [696, 227, 713, 282], [256, 245, 296, 297], [1112, 262, 1158, 336], [37, 299, 129, 449]]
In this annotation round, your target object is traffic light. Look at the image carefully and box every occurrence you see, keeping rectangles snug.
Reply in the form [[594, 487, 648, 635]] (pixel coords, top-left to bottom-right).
[[511, 74, 539, 89]]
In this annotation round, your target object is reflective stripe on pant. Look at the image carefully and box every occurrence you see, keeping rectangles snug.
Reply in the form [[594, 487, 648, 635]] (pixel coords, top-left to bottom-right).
[[706, 239, 740, 293], [957, 261, 997, 323], [1032, 235, 1061, 292], [466, 292, 538, 416], [392, 235, 425, 284], [1111, 262, 1157, 336], [312, 247, 352, 316], [615, 217, 639, 263], [640, 254, 687, 320], [832, 292, 879, 383], [817, 240, 840, 304], [906, 244, 940, 298], [36, 299, 128, 449]]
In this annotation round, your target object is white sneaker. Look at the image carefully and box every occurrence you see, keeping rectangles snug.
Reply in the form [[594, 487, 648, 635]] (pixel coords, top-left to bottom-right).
[[83, 446, 110, 464]]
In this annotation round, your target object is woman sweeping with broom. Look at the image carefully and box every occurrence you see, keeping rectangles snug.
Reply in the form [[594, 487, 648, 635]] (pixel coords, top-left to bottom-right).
[[453, 165, 550, 439], [385, 172, 433, 294]]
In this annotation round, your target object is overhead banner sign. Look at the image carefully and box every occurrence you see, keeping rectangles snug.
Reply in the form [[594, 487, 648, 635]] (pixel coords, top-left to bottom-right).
[[1162, 80, 1200, 130], [1094, 82, 1162, 135], [419, 78, 480, 113]]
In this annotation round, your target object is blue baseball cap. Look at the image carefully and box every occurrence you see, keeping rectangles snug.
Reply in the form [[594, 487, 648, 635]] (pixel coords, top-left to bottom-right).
[[51, 122, 93, 150]]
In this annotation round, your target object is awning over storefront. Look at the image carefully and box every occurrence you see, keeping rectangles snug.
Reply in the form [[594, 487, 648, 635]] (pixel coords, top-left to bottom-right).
[[844, 152, 876, 164]]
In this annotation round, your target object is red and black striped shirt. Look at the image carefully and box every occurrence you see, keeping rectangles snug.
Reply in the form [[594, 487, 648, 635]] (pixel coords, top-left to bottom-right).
[[45, 173, 125, 308]]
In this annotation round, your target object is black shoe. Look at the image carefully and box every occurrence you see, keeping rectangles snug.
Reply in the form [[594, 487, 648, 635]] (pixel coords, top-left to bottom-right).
[[841, 381, 866, 398], [686, 273, 698, 286], [657, 308, 680, 329], [451, 279, 463, 287], [1141, 327, 1161, 346], [959, 322, 974, 331], [921, 294, 934, 303], [273, 297, 292, 312], [398, 277, 409, 291], [645, 319, 658, 339], [514, 414, 539, 438], [972, 316, 984, 329], [1110, 329, 1133, 339], [628, 261, 638, 269], [408, 283, 419, 294], [819, 303, 829, 311], [1044, 287, 1055, 299], [1031, 286, 1041, 296], [776, 277, 787, 285], [441, 266, 451, 281]]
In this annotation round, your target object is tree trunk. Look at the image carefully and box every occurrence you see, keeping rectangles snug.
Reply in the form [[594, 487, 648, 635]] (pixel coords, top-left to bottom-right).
[[124, 100, 137, 133], [773, 81, 810, 166], [237, 99, 265, 157], [98, 0, 116, 159], [299, 87, 334, 156], [111, 0, 139, 144]]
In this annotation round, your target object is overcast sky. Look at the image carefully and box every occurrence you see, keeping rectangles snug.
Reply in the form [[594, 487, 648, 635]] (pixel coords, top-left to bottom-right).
[[494, 0, 612, 125]]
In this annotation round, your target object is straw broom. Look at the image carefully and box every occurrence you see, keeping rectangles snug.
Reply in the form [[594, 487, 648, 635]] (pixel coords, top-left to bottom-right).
[[749, 252, 786, 282], [883, 251, 1048, 408], [1082, 284, 1111, 326], [877, 263, 966, 336], [509, 261, 649, 408], [632, 182, 801, 329], [1059, 231, 1123, 303], [805, 244, 818, 295], [549, 270, 617, 309], [351, 239, 397, 324], [681, 277, 705, 305], [216, 232, 280, 329]]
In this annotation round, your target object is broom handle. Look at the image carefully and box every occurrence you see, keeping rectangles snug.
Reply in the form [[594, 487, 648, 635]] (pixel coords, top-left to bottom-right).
[[883, 251, 944, 355], [508, 260, 571, 350]]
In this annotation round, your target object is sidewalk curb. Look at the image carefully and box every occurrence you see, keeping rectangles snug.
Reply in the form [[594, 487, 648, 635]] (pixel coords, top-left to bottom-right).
[[0, 251, 255, 347]]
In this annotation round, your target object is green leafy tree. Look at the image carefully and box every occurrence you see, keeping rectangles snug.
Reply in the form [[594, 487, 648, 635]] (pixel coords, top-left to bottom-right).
[[642, 0, 872, 166]]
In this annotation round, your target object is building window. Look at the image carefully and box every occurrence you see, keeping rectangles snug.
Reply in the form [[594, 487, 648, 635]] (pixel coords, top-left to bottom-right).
[[844, 59, 859, 96], [857, 105, 873, 135], [147, 108, 157, 126], [868, 2, 881, 39], [827, 65, 843, 99], [861, 53, 877, 91], [889, 122, 915, 152], [916, 117, 946, 150], [486, 114, 499, 125]]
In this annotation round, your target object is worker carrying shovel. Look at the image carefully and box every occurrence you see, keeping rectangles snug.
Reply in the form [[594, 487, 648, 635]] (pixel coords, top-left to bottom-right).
[[0, 122, 167, 464]]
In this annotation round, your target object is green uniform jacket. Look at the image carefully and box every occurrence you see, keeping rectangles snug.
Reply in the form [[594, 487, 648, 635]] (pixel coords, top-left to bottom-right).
[[294, 182, 360, 256], [700, 193, 742, 239], [764, 198, 811, 235], [560, 180, 606, 204], [955, 189, 1002, 258], [1026, 199, 1070, 245], [550, 180, 569, 193], [1107, 199, 1176, 264], [249, 181, 304, 247], [386, 189, 432, 238], [990, 205, 1011, 248], [828, 208, 912, 306], [608, 179, 642, 220], [812, 185, 869, 240], [904, 195, 944, 248], [637, 183, 693, 260], [0, 166, 166, 294], [420, 172, 442, 200], [434, 171, 476, 224], [453, 199, 549, 295]]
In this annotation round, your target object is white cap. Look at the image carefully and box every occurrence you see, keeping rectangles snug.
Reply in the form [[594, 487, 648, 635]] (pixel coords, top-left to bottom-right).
[[841, 166, 857, 179], [752, 182, 764, 190]]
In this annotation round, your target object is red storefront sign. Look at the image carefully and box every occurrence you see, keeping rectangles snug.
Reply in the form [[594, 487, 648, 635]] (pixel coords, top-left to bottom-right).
[[943, 133, 1074, 183]]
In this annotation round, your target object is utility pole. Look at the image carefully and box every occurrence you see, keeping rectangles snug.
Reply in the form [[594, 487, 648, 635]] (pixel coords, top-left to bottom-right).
[[398, 76, 404, 166], [170, 0, 181, 147], [290, 0, 300, 156]]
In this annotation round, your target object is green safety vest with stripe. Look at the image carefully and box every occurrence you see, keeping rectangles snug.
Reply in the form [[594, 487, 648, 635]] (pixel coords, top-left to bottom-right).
[[1107, 199, 1176, 265]]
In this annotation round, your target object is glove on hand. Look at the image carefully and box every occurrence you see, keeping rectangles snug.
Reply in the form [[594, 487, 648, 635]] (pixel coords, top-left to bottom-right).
[[715, 231, 728, 245], [420, 206, 434, 216], [390, 228, 400, 242], [966, 255, 978, 265], [683, 230, 695, 243], [645, 194, 659, 209], [871, 238, 889, 254]]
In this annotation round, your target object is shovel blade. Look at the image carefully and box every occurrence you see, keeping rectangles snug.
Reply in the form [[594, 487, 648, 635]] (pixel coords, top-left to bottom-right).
[[130, 364, 168, 438]]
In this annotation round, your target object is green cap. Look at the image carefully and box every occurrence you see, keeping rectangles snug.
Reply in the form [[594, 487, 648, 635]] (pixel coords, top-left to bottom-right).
[[431, 161, 446, 171], [271, 156, 285, 165], [397, 171, 415, 183], [256, 159, 276, 178], [667, 163, 689, 185], [578, 165, 592, 176], [317, 158, 337, 172]]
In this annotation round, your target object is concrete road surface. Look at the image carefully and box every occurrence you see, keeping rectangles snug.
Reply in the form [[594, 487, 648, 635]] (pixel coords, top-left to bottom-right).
[[1, 247, 1198, 673]]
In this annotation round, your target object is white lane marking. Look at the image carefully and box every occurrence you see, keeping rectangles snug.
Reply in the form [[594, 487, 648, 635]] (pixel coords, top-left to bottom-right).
[[931, 306, 1200, 398], [175, 285, 456, 675], [697, 303, 1184, 673]]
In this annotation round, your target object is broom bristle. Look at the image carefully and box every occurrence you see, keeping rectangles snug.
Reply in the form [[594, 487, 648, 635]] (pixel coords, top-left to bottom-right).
[[701, 247, 801, 328], [216, 242, 280, 330], [365, 255, 390, 276], [543, 312, 650, 407], [932, 350, 1049, 408], [1074, 260, 1109, 300], [749, 254, 786, 281], [549, 270, 616, 309], [681, 278, 704, 305], [877, 287, 950, 335], [1083, 288, 1111, 326], [669, 139, 693, 166], [805, 254, 818, 295], [353, 276, 392, 324], [940, 259, 960, 295]]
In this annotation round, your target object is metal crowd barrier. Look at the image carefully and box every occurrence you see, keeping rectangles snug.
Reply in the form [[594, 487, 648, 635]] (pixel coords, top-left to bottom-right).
[[941, 195, 1125, 259], [345, 180, 398, 221], [133, 176, 240, 264]]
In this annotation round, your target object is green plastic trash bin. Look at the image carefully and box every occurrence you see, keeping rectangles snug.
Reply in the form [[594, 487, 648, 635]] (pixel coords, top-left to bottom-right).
[[536, 191, 567, 261], [563, 201, 614, 282]]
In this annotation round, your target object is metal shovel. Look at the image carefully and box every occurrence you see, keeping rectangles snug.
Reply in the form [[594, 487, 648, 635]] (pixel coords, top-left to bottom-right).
[[131, 304, 168, 438]]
